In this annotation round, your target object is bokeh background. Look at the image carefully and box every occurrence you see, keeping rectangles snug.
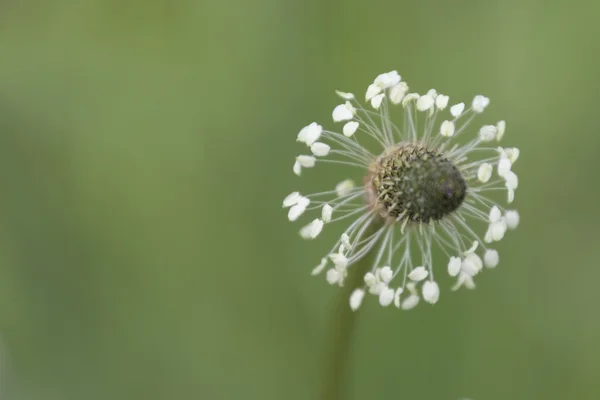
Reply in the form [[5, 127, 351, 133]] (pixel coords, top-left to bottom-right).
[[1, 1, 599, 399]]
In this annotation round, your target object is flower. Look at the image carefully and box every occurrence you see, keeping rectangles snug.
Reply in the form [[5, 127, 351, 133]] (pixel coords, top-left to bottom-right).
[[283, 70, 520, 311]]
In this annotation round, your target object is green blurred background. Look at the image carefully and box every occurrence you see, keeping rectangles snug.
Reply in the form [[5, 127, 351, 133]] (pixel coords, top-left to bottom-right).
[[1, 0, 599, 399]]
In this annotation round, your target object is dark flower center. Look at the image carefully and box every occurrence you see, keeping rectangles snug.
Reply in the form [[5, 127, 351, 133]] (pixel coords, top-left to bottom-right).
[[370, 143, 466, 223]]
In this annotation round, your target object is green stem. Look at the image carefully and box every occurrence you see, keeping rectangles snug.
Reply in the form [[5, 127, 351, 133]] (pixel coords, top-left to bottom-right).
[[319, 220, 384, 400]]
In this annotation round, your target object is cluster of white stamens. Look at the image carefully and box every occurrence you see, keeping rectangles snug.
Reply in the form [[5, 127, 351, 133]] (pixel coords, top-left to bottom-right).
[[283, 70, 521, 311]]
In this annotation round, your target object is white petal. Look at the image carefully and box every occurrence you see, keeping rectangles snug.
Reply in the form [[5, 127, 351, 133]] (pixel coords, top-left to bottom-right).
[[484, 249, 499, 268], [378, 287, 395, 307], [401, 295, 420, 310], [364, 272, 377, 287], [465, 253, 483, 272], [506, 210, 520, 229], [341, 233, 352, 250], [369, 282, 386, 295], [300, 219, 324, 239], [461, 258, 479, 277], [293, 161, 301, 176], [477, 163, 493, 183], [326, 268, 341, 285], [491, 219, 507, 242], [504, 171, 518, 190], [422, 281, 440, 304], [393, 287, 404, 308], [498, 157, 512, 177], [408, 266, 429, 281], [451, 272, 476, 291], [297, 122, 323, 145], [349, 289, 365, 310], [464, 240, 479, 255], [489, 206, 502, 223], [282, 192, 300, 207], [416, 94, 434, 111], [329, 253, 348, 269], [311, 257, 328, 275], [374, 71, 401, 89], [402, 93, 420, 107], [321, 204, 333, 223], [296, 155, 316, 168], [288, 199, 309, 221], [472, 95, 490, 113], [379, 266, 393, 284], [448, 256, 462, 277], [389, 82, 408, 104], [484, 227, 493, 243], [505, 147, 520, 164], [343, 121, 359, 137], [496, 120, 506, 141], [435, 94, 449, 110], [450, 102, 465, 117], [370, 93, 385, 109], [440, 120, 455, 137], [427, 88, 438, 99], [335, 179, 355, 197], [332, 104, 353, 122], [310, 142, 330, 157], [508, 188, 515, 204], [335, 90, 354, 100], [365, 83, 382, 101], [479, 125, 497, 142]]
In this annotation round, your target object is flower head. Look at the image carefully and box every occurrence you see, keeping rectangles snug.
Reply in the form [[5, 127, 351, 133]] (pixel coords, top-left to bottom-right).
[[283, 71, 520, 311]]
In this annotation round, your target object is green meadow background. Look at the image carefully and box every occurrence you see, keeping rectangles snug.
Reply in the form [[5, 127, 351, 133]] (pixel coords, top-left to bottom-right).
[[1, 1, 599, 399]]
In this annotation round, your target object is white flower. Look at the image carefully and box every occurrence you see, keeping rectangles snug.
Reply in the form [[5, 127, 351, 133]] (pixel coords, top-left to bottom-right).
[[296, 155, 315, 167], [496, 120, 506, 141], [484, 249, 499, 268], [479, 125, 497, 142], [370, 93, 385, 109], [450, 102, 465, 117], [390, 82, 408, 104], [282, 192, 301, 207], [300, 219, 324, 239], [287, 196, 310, 221], [322, 204, 333, 223], [329, 253, 348, 269], [416, 94, 435, 111], [448, 256, 462, 277], [435, 94, 449, 110], [310, 142, 330, 157], [408, 266, 429, 281], [472, 95, 490, 113], [365, 83, 382, 101], [498, 157, 512, 177], [506, 210, 520, 229], [297, 122, 322, 145], [335, 179, 355, 197], [478, 163, 493, 183], [440, 120, 455, 137], [335, 90, 354, 100], [379, 287, 395, 306], [374, 70, 401, 89], [332, 102, 354, 122], [284, 70, 520, 310], [311, 257, 328, 275], [343, 121, 359, 137], [379, 266, 393, 283], [422, 281, 440, 304], [350, 289, 365, 310], [326, 268, 341, 285], [401, 295, 420, 310], [504, 147, 520, 163]]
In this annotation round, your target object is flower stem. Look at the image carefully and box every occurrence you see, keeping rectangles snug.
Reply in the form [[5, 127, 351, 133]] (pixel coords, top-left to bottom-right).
[[318, 220, 384, 400]]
